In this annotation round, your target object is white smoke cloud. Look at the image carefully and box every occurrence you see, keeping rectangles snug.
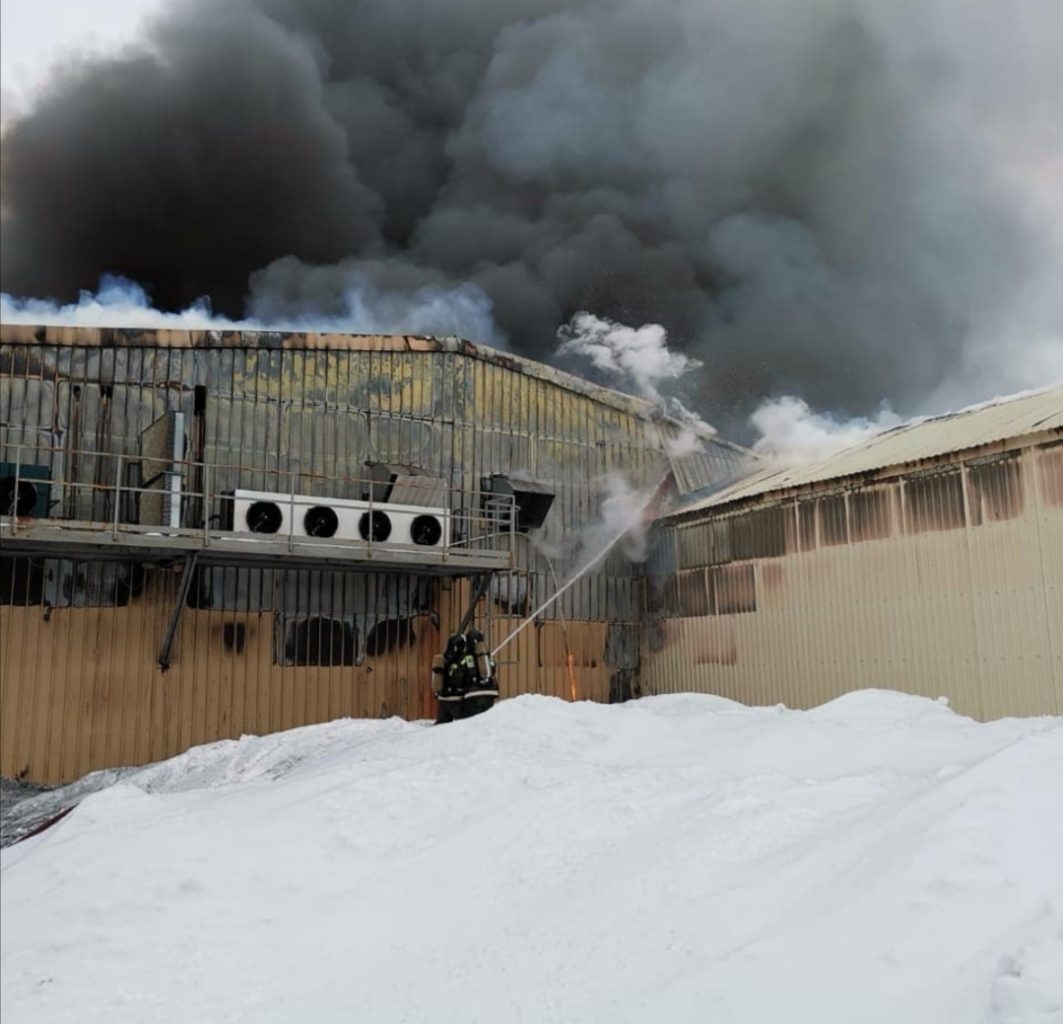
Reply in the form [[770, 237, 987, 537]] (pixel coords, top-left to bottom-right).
[[0, 275, 222, 329], [749, 396, 903, 466], [0, 272, 503, 346], [556, 312, 718, 464], [571, 472, 662, 571], [557, 312, 700, 402]]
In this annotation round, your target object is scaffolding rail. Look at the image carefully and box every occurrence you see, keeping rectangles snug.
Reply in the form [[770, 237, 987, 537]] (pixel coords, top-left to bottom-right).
[[0, 443, 516, 576]]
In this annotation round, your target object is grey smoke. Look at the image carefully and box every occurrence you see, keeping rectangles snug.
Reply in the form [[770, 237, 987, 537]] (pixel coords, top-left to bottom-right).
[[1, 0, 1060, 434]]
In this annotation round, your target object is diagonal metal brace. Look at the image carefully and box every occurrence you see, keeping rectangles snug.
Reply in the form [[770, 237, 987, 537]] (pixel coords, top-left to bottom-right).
[[458, 572, 494, 634], [158, 553, 199, 671]]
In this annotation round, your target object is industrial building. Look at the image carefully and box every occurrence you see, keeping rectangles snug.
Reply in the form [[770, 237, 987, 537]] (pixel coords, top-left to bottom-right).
[[641, 388, 1063, 719], [0, 323, 747, 784], [2, 324, 1060, 787]]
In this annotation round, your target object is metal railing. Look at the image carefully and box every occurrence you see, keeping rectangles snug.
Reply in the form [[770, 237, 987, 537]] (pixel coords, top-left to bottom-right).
[[0, 442, 517, 567]]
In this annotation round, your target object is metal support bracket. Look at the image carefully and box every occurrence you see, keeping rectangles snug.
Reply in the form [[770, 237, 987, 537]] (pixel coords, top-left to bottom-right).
[[458, 572, 494, 634], [158, 553, 199, 671]]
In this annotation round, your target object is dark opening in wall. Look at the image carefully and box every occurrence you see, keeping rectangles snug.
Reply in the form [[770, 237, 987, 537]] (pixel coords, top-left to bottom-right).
[[968, 454, 1024, 524], [818, 494, 849, 546], [1037, 442, 1063, 507], [364, 618, 416, 657], [797, 500, 818, 552], [707, 519, 733, 565], [279, 616, 356, 667], [55, 560, 146, 607], [644, 574, 678, 619], [731, 505, 796, 561], [711, 563, 756, 614], [482, 475, 556, 533], [676, 568, 712, 617], [905, 469, 965, 533], [0, 558, 45, 605], [491, 574, 530, 615], [222, 622, 247, 653], [850, 488, 893, 542]]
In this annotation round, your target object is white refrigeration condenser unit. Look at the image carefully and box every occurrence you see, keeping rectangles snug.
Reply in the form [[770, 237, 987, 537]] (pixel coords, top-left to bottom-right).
[[353, 500, 450, 548], [227, 489, 449, 548]]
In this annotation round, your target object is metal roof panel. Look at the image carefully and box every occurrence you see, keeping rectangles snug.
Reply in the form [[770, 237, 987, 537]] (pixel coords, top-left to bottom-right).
[[668, 386, 1063, 516]]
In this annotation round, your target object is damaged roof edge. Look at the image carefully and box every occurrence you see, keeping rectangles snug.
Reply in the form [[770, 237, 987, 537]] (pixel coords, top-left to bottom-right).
[[2, 321, 678, 424]]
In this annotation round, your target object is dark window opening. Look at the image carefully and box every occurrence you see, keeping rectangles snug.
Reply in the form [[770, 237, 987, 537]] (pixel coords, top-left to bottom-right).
[[797, 501, 818, 552], [1038, 443, 1063, 507], [55, 560, 146, 607], [643, 575, 677, 619], [968, 455, 1023, 525], [708, 518, 733, 565], [906, 470, 965, 533], [711, 562, 756, 615], [492, 574, 530, 615], [222, 622, 247, 653], [731, 505, 794, 560], [281, 616, 356, 667], [0, 558, 45, 606], [482, 475, 555, 533], [364, 618, 416, 657], [818, 494, 849, 546], [850, 489, 893, 542], [677, 569, 711, 617]]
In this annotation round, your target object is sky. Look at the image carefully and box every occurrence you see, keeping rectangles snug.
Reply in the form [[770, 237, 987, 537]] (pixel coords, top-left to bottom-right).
[[0, 0, 166, 123]]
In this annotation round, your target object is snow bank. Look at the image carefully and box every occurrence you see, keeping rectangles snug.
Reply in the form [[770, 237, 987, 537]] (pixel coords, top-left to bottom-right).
[[1, 691, 1061, 1024]]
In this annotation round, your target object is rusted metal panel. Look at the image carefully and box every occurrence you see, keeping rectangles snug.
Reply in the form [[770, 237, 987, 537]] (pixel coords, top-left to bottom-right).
[[642, 440, 1062, 720]]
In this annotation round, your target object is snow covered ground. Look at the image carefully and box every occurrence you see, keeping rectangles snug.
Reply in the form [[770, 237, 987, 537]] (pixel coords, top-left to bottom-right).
[[2, 691, 1062, 1024]]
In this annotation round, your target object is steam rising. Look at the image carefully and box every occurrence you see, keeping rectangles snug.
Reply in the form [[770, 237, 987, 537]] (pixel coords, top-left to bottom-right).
[[1, 0, 1061, 430], [557, 313, 700, 402], [749, 397, 902, 465], [0, 273, 501, 343]]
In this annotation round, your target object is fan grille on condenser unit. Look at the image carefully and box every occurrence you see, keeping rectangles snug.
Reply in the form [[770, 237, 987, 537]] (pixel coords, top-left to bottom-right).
[[358, 510, 392, 542], [246, 500, 283, 534], [303, 505, 340, 538]]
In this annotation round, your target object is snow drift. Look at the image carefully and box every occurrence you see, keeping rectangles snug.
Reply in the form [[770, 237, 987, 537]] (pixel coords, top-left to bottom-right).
[[2, 691, 1061, 1023]]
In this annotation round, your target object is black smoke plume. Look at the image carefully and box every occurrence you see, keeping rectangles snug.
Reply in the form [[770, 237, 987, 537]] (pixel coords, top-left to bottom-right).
[[2, 0, 1060, 428]]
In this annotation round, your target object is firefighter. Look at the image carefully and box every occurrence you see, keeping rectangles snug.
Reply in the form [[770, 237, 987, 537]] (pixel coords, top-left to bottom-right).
[[434, 633, 469, 725], [460, 628, 499, 719]]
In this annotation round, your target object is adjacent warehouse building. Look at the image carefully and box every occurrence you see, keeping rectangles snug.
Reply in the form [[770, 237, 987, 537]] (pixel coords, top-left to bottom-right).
[[641, 388, 1063, 719], [0, 323, 748, 784]]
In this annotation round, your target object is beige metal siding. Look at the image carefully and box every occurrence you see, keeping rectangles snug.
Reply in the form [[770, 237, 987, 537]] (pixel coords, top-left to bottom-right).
[[642, 440, 1063, 720], [0, 585, 619, 785]]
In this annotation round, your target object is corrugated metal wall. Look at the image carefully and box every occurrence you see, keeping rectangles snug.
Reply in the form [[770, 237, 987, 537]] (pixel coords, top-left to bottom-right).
[[641, 439, 1063, 719], [0, 329, 714, 783]]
